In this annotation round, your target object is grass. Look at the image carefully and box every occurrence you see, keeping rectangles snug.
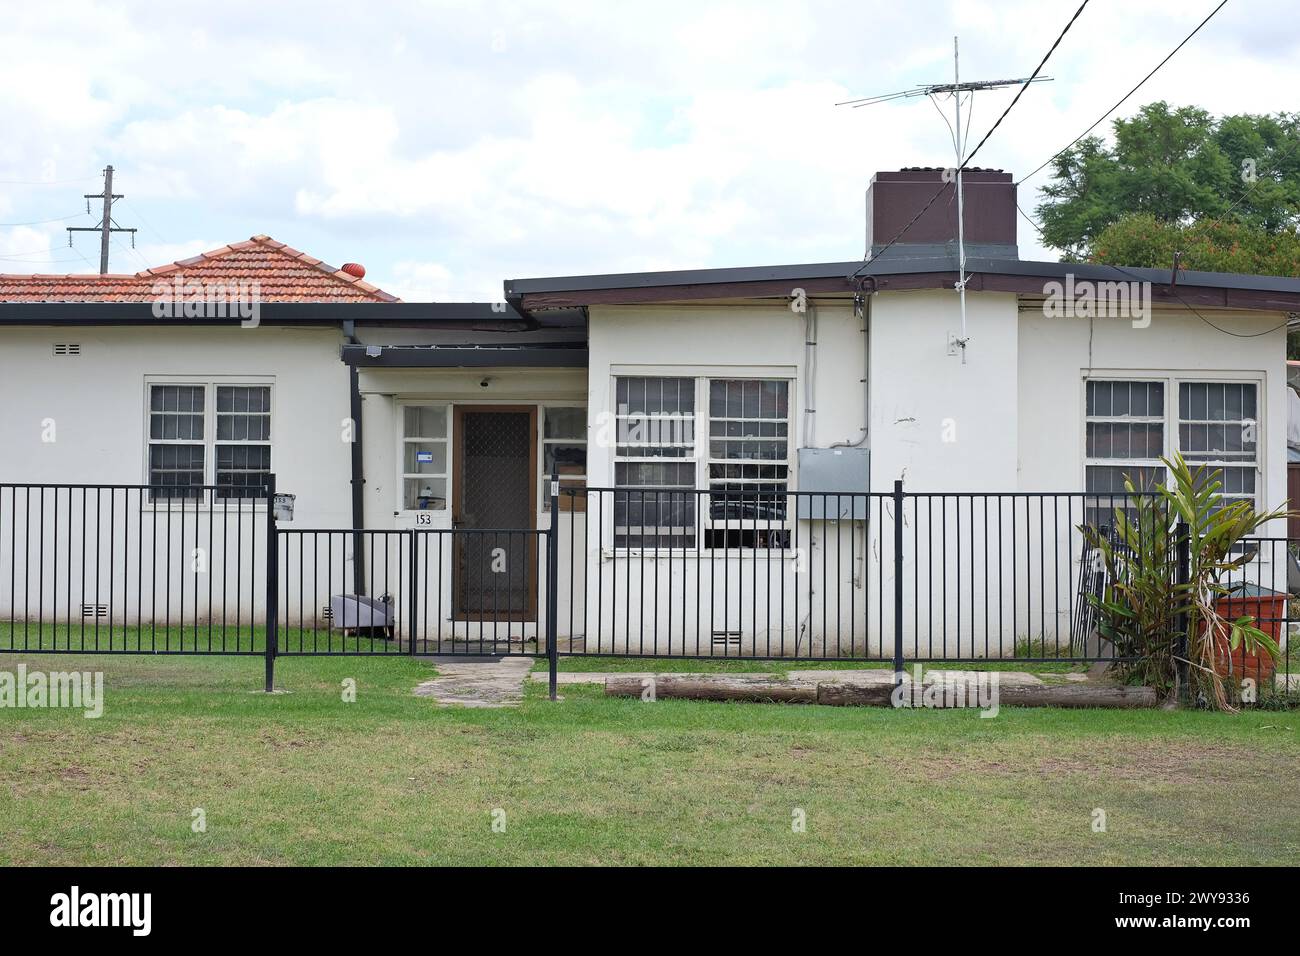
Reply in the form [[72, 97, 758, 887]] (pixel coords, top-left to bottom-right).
[[0, 652, 1297, 865]]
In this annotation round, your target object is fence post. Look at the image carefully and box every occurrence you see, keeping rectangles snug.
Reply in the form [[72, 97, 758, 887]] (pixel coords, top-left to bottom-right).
[[893, 478, 905, 687], [264, 473, 278, 693], [547, 471, 560, 701], [408, 530, 418, 656], [1174, 518, 1190, 704]]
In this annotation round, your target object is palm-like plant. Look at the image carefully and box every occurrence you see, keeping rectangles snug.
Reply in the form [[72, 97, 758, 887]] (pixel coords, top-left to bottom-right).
[[1082, 452, 1289, 711]]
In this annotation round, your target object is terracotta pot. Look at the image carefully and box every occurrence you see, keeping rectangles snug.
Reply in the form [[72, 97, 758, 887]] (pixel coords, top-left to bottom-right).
[[1205, 592, 1284, 683]]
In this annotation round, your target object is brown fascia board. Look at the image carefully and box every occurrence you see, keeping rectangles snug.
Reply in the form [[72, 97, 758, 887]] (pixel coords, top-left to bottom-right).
[[513, 259, 1300, 312]]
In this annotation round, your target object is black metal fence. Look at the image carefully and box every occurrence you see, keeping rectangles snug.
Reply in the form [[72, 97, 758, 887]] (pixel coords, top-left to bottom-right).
[[1, 477, 1294, 700], [0, 483, 266, 655]]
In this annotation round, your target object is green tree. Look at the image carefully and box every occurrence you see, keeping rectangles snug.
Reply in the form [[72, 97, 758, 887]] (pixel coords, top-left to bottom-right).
[[1089, 213, 1300, 276], [1036, 102, 1300, 261]]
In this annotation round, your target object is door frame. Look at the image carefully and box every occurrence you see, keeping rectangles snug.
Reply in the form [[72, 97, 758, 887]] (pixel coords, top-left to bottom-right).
[[451, 404, 538, 622]]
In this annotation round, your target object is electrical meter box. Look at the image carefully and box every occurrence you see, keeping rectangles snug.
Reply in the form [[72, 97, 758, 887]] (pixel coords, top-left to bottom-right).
[[796, 447, 870, 520]]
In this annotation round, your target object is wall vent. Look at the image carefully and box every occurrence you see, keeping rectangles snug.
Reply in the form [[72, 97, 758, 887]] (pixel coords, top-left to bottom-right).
[[711, 630, 741, 647], [80, 603, 108, 618], [53, 343, 82, 356], [321, 605, 334, 621]]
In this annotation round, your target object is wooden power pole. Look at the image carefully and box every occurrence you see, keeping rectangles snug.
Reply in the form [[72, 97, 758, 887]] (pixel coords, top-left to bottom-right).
[[67, 165, 137, 274]]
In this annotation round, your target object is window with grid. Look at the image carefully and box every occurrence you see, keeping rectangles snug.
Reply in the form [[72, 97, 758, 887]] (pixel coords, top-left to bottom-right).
[[148, 385, 206, 500], [542, 407, 587, 512], [707, 379, 790, 547], [1083, 380, 1165, 528], [147, 382, 271, 501], [401, 405, 449, 511], [1179, 382, 1258, 509], [215, 386, 271, 498], [613, 376, 696, 547]]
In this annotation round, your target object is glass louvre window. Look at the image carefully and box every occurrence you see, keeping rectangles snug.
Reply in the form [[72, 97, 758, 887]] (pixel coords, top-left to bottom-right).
[[215, 386, 272, 498], [542, 407, 587, 512], [1179, 382, 1258, 509], [148, 385, 206, 499], [402, 405, 449, 511], [707, 380, 790, 537], [614, 377, 696, 548], [1083, 380, 1165, 529]]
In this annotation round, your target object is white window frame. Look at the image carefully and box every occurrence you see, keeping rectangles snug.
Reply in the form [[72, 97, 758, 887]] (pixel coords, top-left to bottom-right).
[[142, 377, 274, 506], [540, 404, 588, 513], [396, 401, 451, 518], [611, 375, 699, 549], [704, 377, 792, 540], [610, 371, 796, 551], [1176, 380, 1260, 510], [1081, 371, 1264, 511]]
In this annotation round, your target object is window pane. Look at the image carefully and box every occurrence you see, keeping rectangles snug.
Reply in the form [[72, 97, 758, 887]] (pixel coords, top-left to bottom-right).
[[614, 377, 697, 547], [149, 444, 205, 499], [404, 405, 447, 439], [149, 385, 205, 440], [404, 477, 448, 511], [618, 377, 693, 415], [544, 407, 586, 439], [1178, 382, 1257, 467], [215, 444, 271, 498], [707, 380, 789, 525], [404, 442, 447, 474], [215, 386, 271, 444], [544, 442, 586, 477]]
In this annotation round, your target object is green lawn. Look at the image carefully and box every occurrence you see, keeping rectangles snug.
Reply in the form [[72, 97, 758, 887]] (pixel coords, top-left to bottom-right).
[[0, 652, 1297, 865]]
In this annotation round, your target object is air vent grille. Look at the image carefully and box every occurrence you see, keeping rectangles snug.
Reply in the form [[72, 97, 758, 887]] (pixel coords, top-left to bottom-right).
[[81, 603, 108, 618], [711, 630, 741, 647], [53, 343, 81, 356]]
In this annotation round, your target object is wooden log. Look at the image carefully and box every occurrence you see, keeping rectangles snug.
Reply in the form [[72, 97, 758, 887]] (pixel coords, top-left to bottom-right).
[[820, 679, 1156, 709], [984, 682, 1157, 708], [815, 682, 896, 707], [606, 674, 1157, 709], [604, 674, 817, 703]]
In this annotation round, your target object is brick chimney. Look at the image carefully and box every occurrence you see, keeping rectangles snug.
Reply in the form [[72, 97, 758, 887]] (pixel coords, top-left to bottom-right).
[[865, 167, 1018, 260]]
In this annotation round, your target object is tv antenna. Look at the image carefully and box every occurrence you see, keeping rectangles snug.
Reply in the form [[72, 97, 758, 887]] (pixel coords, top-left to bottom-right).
[[838, 37, 1051, 362]]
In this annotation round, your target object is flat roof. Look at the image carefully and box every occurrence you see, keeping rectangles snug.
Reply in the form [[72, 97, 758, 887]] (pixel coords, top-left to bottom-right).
[[506, 252, 1300, 312]]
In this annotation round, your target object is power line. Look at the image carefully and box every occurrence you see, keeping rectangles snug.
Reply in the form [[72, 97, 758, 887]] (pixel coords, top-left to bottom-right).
[[0, 255, 82, 264], [1108, 261, 1293, 338], [1017, 0, 1231, 185], [120, 196, 169, 246], [961, 0, 1091, 170], [1016, 202, 1046, 239], [0, 175, 97, 185], [1016, 199, 1291, 338], [0, 212, 84, 227]]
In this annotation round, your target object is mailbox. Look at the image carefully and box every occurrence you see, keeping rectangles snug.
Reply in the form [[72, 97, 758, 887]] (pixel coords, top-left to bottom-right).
[[272, 493, 296, 522]]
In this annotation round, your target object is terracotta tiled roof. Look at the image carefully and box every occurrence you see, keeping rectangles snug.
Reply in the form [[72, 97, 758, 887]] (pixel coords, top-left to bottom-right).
[[0, 235, 399, 302]]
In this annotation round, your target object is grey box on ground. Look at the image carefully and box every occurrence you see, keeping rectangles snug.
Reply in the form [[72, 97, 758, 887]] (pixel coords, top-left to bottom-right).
[[330, 594, 392, 630]]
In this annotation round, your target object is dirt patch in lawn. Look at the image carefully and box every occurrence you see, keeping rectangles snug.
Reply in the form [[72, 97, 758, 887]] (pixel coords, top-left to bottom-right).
[[904, 740, 1277, 787]]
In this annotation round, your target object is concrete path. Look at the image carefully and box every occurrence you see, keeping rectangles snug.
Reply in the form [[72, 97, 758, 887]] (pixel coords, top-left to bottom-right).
[[414, 657, 535, 708], [527, 668, 1090, 688]]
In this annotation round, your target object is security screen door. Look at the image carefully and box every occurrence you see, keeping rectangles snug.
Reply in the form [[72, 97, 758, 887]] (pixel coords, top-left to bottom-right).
[[452, 407, 537, 621]]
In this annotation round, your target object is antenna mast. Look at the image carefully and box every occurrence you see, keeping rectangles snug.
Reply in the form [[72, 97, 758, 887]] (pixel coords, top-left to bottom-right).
[[838, 40, 1051, 362]]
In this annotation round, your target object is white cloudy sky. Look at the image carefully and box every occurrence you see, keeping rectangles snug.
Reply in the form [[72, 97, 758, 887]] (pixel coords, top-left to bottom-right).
[[0, 0, 1296, 300]]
